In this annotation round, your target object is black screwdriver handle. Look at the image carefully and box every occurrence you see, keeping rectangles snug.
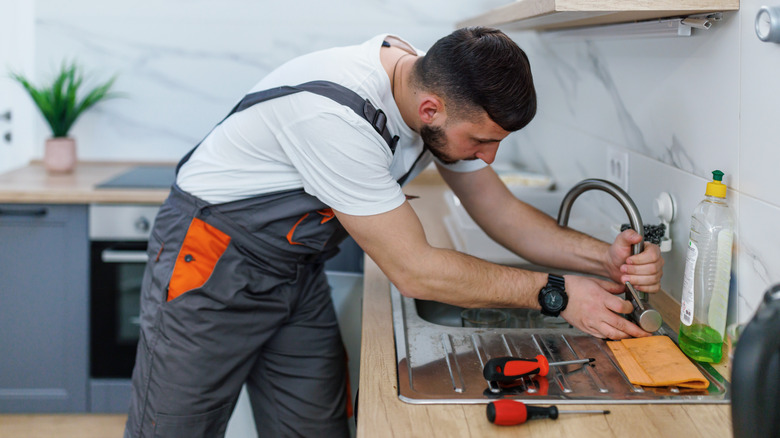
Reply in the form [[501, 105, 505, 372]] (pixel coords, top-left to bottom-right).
[[526, 405, 559, 420]]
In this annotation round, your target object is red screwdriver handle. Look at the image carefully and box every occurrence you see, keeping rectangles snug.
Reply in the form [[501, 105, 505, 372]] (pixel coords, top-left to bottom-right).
[[486, 399, 559, 426], [483, 355, 550, 382], [507, 354, 549, 377], [487, 399, 528, 425]]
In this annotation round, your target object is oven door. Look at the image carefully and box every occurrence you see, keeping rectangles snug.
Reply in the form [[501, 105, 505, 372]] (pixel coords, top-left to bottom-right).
[[90, 240, 148, 378]]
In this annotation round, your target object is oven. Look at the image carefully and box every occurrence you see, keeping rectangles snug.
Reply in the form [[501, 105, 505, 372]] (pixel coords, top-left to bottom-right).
[[89, 204, 159, 379]]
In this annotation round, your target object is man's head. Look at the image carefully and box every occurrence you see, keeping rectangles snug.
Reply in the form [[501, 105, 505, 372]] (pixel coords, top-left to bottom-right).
[[410, 27, 536, 164]]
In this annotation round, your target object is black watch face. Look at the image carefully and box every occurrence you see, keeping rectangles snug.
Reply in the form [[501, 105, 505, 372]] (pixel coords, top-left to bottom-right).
[[543, 289, 565, 312]]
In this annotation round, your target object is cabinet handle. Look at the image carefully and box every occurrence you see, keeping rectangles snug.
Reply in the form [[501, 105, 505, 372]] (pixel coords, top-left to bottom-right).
[[0, 207, 48, 217], [101, 249, 149, 263]]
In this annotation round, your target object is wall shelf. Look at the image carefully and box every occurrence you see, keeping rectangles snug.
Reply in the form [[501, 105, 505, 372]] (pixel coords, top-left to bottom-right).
[[456, 0, 740, 32]]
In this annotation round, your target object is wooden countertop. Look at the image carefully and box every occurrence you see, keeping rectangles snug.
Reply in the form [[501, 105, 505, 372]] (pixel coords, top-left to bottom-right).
[[0, 162, 171, 204], [356, 170, 732, 438]]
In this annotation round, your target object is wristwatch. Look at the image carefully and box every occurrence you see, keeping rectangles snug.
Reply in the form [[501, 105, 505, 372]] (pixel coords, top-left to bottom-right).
[[538, 274, 568, 317]]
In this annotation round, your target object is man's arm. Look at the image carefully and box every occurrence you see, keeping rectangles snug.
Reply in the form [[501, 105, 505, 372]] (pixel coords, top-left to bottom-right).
[[437, 164, 663, 292], [333, 200, 650, 339], [334, 201, 544, 308]]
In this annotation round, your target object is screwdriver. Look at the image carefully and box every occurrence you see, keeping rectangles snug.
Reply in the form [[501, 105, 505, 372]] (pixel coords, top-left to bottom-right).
[[483, 354, 595, 382], [487, 399, 610, 426]]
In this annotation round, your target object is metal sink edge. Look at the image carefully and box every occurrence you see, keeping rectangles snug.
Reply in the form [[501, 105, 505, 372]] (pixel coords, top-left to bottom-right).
[[390, 284, 730, 405]]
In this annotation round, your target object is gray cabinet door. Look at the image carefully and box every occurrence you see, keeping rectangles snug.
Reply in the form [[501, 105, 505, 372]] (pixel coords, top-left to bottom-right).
[[0, 204, 88, 412]]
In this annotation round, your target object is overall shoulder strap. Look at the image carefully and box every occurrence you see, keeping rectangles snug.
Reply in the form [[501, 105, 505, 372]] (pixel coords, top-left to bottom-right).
[[238, 81, 399, 152], [177, 81, 400, 173]]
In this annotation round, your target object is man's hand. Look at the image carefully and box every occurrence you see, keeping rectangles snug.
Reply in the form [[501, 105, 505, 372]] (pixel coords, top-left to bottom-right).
[[560, 275, 651, 339], [605, 229, 664, 292]]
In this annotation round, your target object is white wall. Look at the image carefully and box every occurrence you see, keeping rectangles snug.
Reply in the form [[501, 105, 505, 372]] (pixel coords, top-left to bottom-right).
[[503, 2, 780, 325], [0, 0, 35, 173], [31, 0, 505, 162]]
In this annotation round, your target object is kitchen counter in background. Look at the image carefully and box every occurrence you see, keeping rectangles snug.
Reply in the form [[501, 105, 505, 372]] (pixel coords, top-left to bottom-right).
[[357, 170, 732, 438], [0, 162, 173, 204]]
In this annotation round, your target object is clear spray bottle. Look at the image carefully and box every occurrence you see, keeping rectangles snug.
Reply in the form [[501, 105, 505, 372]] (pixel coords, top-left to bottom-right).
[[679, 170, 735, 363]]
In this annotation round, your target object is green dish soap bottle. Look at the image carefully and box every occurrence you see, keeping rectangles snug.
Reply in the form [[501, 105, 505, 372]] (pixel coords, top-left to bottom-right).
[[679, 170, 735, 363]]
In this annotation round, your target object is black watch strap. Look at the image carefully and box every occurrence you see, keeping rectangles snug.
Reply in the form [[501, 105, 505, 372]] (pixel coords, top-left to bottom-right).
[[547, 274, 565, 289]]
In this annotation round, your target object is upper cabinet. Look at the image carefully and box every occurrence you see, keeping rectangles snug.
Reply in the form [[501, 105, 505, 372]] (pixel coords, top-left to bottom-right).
[[457, 0, 740, 31]]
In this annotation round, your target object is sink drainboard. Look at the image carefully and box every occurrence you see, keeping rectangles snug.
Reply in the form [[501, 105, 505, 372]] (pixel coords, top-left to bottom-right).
[[391, 285, 729, 405]]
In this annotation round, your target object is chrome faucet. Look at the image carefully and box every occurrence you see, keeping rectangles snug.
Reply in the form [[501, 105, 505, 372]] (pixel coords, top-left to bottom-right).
[[556, 179, 662, 332]]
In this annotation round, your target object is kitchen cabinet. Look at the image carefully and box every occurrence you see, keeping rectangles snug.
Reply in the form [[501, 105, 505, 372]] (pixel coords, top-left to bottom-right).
[[0, 203, 89, 412], [457, 0, 739, 31]]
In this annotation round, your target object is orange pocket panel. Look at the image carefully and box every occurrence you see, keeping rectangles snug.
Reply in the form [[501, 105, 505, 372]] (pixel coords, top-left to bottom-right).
[[316, 208, 335, 224], [286, 213, 309, 246], [167, 218, 231, 301]]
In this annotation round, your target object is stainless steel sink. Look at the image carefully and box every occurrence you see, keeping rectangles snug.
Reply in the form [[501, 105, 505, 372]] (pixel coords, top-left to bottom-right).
[[391, 282, 730, 405]]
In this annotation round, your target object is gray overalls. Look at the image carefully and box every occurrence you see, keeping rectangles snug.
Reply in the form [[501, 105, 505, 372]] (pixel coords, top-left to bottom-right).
[[125, 81, 418, 437]]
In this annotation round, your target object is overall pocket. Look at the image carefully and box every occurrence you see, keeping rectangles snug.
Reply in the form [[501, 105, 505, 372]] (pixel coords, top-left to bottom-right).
[[282, 208, 343, 251], [167, 217, 231, 302], [153, 402, 233, 437]]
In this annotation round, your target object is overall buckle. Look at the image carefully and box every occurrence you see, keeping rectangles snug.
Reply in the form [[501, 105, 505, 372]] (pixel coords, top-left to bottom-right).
[[372, 108, 388, 134]]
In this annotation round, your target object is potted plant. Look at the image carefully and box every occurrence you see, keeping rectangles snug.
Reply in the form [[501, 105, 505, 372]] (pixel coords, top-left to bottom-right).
[[11, 61, 120, 173]]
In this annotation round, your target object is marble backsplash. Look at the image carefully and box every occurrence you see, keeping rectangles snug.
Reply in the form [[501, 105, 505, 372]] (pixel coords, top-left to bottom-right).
[[32, 0, 505, 162]]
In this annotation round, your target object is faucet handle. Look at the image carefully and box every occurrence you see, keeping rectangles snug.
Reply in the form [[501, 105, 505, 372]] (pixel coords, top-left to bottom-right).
[[625, 282, 662, 332], [625, 281, 646, 308]]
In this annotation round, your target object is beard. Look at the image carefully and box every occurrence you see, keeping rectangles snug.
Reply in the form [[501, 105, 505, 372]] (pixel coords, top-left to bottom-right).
[[420, 124, 458, 165]]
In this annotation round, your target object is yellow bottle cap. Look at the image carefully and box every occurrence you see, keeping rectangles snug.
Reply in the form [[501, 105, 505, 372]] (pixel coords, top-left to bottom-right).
[[705, 170, 727, 198]]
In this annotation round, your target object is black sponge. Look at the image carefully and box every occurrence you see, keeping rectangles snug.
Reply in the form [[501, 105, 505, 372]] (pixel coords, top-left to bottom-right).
[[620, 223, 666, 245]]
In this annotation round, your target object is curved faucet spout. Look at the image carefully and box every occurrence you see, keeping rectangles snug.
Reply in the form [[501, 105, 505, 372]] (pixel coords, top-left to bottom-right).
[[556, 179, 644, 256], [556, 179, 662, 333]]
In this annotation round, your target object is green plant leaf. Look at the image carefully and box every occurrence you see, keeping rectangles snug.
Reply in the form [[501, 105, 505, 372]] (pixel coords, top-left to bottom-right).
[[9, 61, 121, 137]]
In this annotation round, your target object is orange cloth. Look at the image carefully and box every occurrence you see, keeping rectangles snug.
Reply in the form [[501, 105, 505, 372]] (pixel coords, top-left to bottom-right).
[[607, 335, 709, 390]]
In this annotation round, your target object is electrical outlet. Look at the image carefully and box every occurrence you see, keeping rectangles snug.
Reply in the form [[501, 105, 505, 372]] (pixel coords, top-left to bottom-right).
[[606, 148, 629, 192]]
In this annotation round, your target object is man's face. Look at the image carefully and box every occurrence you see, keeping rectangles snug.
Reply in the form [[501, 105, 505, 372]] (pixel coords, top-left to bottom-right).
[[421, 110, 510, 165]]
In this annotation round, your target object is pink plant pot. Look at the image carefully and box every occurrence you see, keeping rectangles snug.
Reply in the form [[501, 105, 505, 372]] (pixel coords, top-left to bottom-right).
[[44, 137, 77, 173]]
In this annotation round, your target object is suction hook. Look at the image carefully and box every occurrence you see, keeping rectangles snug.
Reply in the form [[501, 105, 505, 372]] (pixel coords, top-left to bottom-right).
[[756, 6, 780, 43], [653, 192, 675, 252]]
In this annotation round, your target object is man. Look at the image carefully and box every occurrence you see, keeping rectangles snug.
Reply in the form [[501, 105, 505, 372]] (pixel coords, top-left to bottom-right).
[[125, 27, 662, 437]]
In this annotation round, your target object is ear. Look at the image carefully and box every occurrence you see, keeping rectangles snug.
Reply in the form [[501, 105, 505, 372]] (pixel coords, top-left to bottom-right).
[[417, 94, 445, 125]]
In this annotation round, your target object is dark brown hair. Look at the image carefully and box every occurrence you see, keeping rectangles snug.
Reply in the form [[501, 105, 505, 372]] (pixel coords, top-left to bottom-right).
[[412, 27, 536, 132]]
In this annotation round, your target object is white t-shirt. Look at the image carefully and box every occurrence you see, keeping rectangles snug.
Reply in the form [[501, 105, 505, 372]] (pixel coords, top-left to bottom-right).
[[177, 34, 486, 216]]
